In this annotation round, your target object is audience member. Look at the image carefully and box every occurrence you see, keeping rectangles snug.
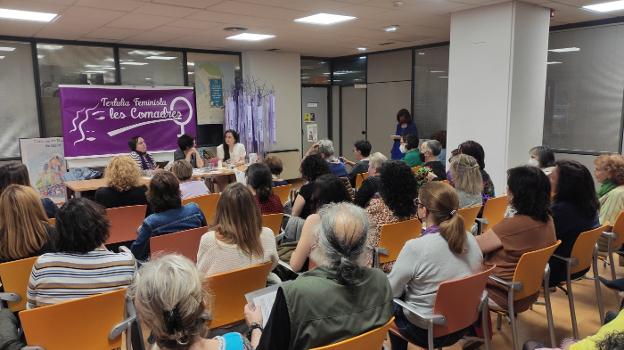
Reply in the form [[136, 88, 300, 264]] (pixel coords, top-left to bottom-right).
[[354, 152, 387, 208], [314, 139, 348, 177], [449, 154, 483, 208], [245, 202, 393, 349], [131, 172, 206, 261], [431, 130, 447, 166], [0, 163, 57, 218], [289, 174, 352, 272], [457, 140, 495, 198], [388, 182, 483, 349], [171, 160, 210, 200], [476, 166, 556, 311], [129, 254, 249, 350], [128, 136, 157, 171], [548, 160, 599, 286], [246, 163, 283, 215], [341, 140, 372, 187], [27, 198, 136, 308], [366, 160, 419, 271], [391, 108, 418, 160], [594, 154, 624, 225], [196, 183, 278, 277], [95, 156, 149, 209], [401, 134, 423, 167], [263, 155, 288, 186], [420, 139, 446, 180], [174, 134, 205, 168], [217, 129, 246, 166], [291, 154, 330, 219], [0, 185, 55, 263], [529, 145, 556, 175]]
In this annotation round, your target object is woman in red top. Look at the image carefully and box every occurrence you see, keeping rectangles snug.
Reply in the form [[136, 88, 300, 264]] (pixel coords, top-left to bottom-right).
[[247, 163, 284, 215]]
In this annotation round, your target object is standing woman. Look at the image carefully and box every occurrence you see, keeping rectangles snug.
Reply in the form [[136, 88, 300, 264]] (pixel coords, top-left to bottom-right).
[[128, 136, 156, 171], [217, 129, 246, 166], [391, 109, 418, 160]]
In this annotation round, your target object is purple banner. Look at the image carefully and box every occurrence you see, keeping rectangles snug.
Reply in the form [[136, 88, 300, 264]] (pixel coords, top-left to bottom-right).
[[60, 86, 196, 158]]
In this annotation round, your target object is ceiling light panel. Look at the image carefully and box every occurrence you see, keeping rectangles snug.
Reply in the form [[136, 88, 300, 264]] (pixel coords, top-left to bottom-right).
[[226, 33, 275, 41], [294, 13, 356, 25], [583, 0, 624, 12], [0, 8, 57, 22]]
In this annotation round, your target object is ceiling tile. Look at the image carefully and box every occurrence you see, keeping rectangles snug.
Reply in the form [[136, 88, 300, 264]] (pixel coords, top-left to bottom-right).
[[0, 21, 46, 37], [0, 0, 69, 13], [106, 13, 176, 30], [166, 19, 223, 30], [134, 3, 197, 17], [83, 26, 136, 40], [207, 1, 307, 20], [152, 0, 224, 8], [75, 0, 143, 11], [36, 6, 126, 37]]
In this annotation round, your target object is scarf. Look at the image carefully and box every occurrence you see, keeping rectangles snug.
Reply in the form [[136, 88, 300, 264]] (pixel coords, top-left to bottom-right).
[[137, 152, 154, 171], [598, 180, 617, 198]]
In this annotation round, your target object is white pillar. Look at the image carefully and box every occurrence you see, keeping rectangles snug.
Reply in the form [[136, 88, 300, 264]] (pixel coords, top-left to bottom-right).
[[447, 1, 550, 193]]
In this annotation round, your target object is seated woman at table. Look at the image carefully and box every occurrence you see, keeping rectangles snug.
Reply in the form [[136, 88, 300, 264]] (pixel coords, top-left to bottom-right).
[[128, 136, 156, 171], [174, 134, 205, 169], [130, 171, 206, 261], [0, 163, 57, 218], [94, 156, 149, 210], [170, 160, 210, 200], [217, 129, 246, 166]]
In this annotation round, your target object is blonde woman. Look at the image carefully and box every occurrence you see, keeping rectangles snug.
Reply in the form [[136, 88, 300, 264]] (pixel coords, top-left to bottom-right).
[[129, 254, 250, 350], [0, 185, 55, 263], [95, 156, 148, 209], [196, 183, 277, 277], [449, 154, 483, 208], [170, 160, 210, 200], [594, 154, 624, 225]]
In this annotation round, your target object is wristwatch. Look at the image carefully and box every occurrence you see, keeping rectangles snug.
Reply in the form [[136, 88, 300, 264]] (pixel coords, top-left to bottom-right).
[[248, 322, 263, 336]]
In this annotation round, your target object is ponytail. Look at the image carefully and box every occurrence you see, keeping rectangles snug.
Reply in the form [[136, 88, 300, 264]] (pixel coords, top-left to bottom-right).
[[439, 210, 467, 255], [419, 182, 468, 255]]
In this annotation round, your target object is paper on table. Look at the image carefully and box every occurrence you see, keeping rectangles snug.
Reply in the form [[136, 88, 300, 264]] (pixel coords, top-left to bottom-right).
[[245, 284, 280, 328]]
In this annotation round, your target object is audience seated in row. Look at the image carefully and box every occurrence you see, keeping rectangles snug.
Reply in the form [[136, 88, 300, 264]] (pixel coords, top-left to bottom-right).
[[246, 163, 283, 215], [595, 154, 624, 226], [430, 130, 448, 166], [341, 140, 372, 187], [130, 171, 206, 261], [400, 134, 423, 168], [420, 139, 446, 180], [171, 159, 210, 200], [0, 163, 57, 218], [312, 139, 348, 178], [291, 154, 330, 219], [196, 183, 278, 277], [449, 154, 483, 208], [94, 156, 149, 210], [451, 140, 495, 199], [529, 145, 556, 175], [263, 155, 288, 187], [354, 152, 386, 208]]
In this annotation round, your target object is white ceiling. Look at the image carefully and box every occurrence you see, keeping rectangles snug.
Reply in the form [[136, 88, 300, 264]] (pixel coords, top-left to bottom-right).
[[0, 0, 620, 57]]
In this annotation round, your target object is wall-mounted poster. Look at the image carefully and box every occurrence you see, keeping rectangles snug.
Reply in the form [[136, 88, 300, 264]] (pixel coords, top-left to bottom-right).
[[19, 137, 67, 204], [306, 124, 318, 143], [195, 61, 235, 125], [303, 113, 316, 123]]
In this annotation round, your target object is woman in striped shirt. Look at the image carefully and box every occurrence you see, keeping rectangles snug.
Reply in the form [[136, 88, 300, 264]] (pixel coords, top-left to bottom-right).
[[27, 198, 136, 308]]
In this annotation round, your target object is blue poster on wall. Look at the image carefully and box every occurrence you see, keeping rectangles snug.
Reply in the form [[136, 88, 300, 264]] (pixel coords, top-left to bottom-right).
[[209, 78, 223, 108]]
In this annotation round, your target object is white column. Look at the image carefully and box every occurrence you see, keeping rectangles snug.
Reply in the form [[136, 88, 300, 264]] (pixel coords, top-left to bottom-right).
[[447, 1, 550, 193]]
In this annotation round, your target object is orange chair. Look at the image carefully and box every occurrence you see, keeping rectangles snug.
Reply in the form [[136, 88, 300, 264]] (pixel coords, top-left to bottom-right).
[[375, 218, 422, 267], [601, 211, 624, 280], [183, 193, 220, 223], [477, 195, 508, 233], [391, 266, 495, 350], [19, 288, 133, 350], [552, 225, 608, 338], [0, 256, 38, 312], [149, 226, 207, 263], [458, 205, 482, 232], [489, 240, 561, 350], [105, 205, 147, 245], [273, 184, 292, 205], [262, 213, 284, 237], [355, 173, 369, 190], [204, 261, 273, 329], [311, 317, 395, 350], [48, 218, 56, 226]]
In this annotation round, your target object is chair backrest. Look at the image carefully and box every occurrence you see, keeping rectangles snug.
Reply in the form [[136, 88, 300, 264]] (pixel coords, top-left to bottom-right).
[[458, 205, 482, 232], [273, 184, 292, 205], [149, 226, 208, 263], [432, 266, 495, 336], [310, 317, 395, 350], [19, 288, 126, 350], [0, 256, 38, 312], [378, 218, 422, 264], [48, 217, 56, 226], [610, 211, 624, 247], [512, 240, 561, 300], [105, 205, 147, 245], [570, 225, 609, 274], [183, 193, 220, 223], [355, 173, 368, 190], [204, 261, 273, 328], [262, 213, 284, 237], [481, 195, 508, 230]]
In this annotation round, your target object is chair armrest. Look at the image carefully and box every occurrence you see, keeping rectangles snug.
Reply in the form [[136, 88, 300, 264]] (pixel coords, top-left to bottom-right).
[[278, 260, 299, 275], [0, 292, 20, 303], [552, 254, 578, 267], [377, 247, 389, 257], [108, 315, 136, 340], [393, 299, 446, 326], [275, 233, 285, 242], [21, 347, 45, 350], [283, 213, 292, 219], [475, 217, 489, 225], [488, 275, 522, 291], [118, 246, 131, 254], [602, 231, 616, 240]]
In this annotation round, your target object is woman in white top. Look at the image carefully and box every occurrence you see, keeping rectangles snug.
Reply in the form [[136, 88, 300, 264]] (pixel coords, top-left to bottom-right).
[[217, 130, 246, 166], [170, 160, 210, 199], [388, 181, 483, 349], [196, 183, 277, 277]]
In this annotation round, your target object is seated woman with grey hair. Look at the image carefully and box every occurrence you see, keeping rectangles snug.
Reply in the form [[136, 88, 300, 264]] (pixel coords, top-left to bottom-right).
[[355, 152, 387, 208], [170, 160, 210, 200], [244, 202, 393, 350], [305, 140, 348, 178], [129, 254, 250, 350]]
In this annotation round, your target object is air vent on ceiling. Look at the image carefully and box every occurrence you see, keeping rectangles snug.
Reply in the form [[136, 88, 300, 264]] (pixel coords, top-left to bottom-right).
[[223, 26, 248, 32], [378, 42, 395, 46], [266, 48, 280, 52]]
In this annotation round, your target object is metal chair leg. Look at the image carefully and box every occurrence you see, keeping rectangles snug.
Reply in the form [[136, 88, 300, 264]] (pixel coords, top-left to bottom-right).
[[565, 273, 578, 339], [482, 297, 492, 350], [543, 266, 556, 347], [608, 238, 617, 281], [508, 290, 519, 350], [496, 313, 502, 331], [427, 321, 434, 350], [593, 246, 606, 325]]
